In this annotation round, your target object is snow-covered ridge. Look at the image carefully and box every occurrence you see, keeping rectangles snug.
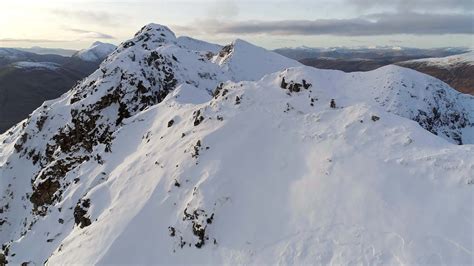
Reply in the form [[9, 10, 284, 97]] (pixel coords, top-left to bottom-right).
[[403, 51, 474, 67], [73, 41, 117, 62], [176, 36, 222, 54], [212, 38, 302, 81], [0, 23, 473, 265], [0, 48, 29, 59], [12, 61, 60, 70]]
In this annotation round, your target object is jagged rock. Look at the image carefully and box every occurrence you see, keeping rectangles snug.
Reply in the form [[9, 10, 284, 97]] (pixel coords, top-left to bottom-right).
[[371, 115, 380, 122], [73, 199, 91, 229]]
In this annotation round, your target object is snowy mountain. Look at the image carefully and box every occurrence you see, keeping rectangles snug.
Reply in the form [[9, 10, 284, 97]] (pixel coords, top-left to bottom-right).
[[0, 48, 29, 60], [17, 47, 77, 57], [0, 48, 108, 133], [397, 52, 474, 95], [402, 51, 474, 68], [0, 48, 69, 67], [0, 24, 473, 265], [73, 41, 117, 62], [274, 46, 470, 61]]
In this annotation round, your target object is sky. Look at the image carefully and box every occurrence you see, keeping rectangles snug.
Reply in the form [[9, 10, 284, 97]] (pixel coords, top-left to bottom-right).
[[0, 0, 472, 50]]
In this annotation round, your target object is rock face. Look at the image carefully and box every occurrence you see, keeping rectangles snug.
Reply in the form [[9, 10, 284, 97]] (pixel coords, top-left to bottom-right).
[[0, 24, 473, 265], [0, 45, 116, 134]]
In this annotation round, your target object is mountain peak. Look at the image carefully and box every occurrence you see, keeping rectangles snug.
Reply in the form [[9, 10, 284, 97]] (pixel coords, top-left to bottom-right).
[[114, 23, 177, 52], [213, 38, 302, 81], [91, 41, 107, 46], [135, 23, 176, 40], [73, 41, 116, 62]]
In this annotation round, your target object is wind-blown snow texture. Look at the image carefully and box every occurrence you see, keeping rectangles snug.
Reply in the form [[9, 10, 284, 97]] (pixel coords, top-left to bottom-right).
[[0, 24, 473, 265]]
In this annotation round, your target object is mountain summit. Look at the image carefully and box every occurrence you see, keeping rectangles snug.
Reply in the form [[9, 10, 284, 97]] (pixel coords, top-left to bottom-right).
[[73, 41, 117, 62], [0, 24, 472, 265]]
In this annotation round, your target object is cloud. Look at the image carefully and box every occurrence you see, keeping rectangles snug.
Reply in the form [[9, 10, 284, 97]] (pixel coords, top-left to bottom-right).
[[389, 39, 403, 44], [51, 9, 117, 26], [67, 28, 115, 39], [181, 12, 473, 36], [207, 0, 239, 19], [347, 0, 474, 12], [0, 38, 67, 43]]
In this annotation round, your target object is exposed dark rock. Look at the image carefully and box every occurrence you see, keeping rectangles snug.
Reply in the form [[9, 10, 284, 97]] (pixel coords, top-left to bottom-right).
[[302, 79, 312, 89], [168, 226, 176, 237], [0, 253, 7, 265], [206, 213, 214, 224], [30, 156, 90, 215], [73, 199, 91, 229], [218, 44, 233, 58], [280, 77, 288, 89], [36, 116, 47, 132], [193, 110, 204, 126], [192, 222, 206, 248]]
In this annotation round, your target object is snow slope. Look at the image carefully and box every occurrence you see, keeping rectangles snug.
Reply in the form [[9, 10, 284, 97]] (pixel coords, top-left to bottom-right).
[[73, 41, 117, 62], [176, 36, 222, 54], [213, 39, 302, 81], [404, 51, 474, 68], [0, 24, 473, 265]]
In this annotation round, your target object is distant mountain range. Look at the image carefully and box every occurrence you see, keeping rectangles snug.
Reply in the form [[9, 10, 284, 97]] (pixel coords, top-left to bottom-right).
[[0, 42, 116, 133], [16, 47, 78, 57], [274, 46, 473, 95], [274, 46, 470, 61]]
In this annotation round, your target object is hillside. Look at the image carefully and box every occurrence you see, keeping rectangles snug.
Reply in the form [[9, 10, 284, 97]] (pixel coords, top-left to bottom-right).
[[0, 43, 116, 133], [397, 52, 474, 95], [0, 24, 472, 265], [275, 47, 474, 95]]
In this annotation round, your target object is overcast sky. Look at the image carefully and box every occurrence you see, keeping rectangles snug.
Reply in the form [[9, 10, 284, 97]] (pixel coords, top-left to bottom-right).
[[0, 0, 472, 50]]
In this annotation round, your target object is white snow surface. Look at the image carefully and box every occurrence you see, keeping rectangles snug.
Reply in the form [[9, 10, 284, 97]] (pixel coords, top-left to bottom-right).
[[212, 39, 302, 81], [403, 51, 474, 68], [0, 23, 473, 265], [176, 36, 222, 54], [73, 41, 117, 62]]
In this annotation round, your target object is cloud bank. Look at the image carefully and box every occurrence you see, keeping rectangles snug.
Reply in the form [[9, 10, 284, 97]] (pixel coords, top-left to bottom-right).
[[67, 28, 115, 39], [181, 12, 473, 36]]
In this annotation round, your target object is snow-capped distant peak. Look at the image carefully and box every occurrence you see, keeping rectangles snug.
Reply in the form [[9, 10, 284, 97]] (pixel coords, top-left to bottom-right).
[[12, 61, 60, 70], [403, 51, 474, 67], [0, 48, 30, 59], [73, 41, 117, 62]]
